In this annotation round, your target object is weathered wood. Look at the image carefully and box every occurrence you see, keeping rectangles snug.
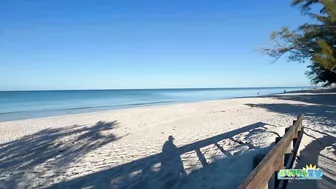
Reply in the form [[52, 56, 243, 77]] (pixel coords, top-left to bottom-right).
[[293, 120, 298, 139], [274, 136, 284, 189], [292, 120, 298, 150], [298, 121, 302, 131], [290, 128, 304, 168], [284, 127, 292, 165], [296, 115, 303, 131], [285, 127, 290, 133], [278, 127, 305, 189], [237, 115, 304, 189], [252, 154, 268, 189]]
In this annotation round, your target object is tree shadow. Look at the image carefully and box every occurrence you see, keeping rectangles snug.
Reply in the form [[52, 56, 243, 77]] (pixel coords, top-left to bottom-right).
[[0, 121, 121, 189], [246, 91, 336, 127], [42, 121, 278, 189], [245, 90, 336, 189]]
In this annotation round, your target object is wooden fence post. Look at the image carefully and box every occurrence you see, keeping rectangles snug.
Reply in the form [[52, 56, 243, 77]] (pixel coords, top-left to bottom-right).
[[238, 115, 304, 189], [284, 127, 292, 166], [292, 120, 298, 149], [298, 119, 302, 132], [296, 115, 303, 132]]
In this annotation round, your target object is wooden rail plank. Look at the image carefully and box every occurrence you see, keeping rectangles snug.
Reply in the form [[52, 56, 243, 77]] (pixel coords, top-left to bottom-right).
[[237, 115, 304, 189], [278, 128, 305, 189]]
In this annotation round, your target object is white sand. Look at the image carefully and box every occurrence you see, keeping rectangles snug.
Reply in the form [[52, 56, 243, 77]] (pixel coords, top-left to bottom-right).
[[0, 89, 335, 189]]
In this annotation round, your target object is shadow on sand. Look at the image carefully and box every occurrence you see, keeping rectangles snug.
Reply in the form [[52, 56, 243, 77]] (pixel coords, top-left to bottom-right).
[[287, 132, 336, 189], [0, 121, 122, 189], [245, 89, 336, 189], [31, 121, 279, 189], [246, 88, 336, 127]]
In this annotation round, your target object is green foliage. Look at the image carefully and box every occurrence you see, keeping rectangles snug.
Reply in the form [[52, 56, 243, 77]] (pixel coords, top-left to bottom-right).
[[310, 0, 336, 72], [306, 62, 336, 86], [261, 0, 336, 86], [312, 40, 336, 72], [291, 0, 322, 13]]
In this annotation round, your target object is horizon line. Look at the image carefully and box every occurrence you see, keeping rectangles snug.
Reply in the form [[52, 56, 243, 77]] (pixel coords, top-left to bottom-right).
[[0, 85, 315, 92]]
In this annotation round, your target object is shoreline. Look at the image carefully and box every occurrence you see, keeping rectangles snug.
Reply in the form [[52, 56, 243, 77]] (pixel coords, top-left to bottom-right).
[[0, 93, 291, 123], [0, 96, 258, 124], [0, 88, 334, 189], [0, 87, 316, 123]]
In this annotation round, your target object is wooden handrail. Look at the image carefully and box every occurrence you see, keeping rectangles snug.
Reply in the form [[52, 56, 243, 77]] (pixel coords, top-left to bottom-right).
[[278, 126, 304, 189], [238, 115, 304, 189]]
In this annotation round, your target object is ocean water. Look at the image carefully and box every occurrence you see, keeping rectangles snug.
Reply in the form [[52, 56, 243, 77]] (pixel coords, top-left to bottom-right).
[[0, 87, 310, 122]]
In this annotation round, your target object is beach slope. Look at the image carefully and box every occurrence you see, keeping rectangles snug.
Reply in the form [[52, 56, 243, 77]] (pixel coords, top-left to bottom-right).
[[0, 89, 335, 189]]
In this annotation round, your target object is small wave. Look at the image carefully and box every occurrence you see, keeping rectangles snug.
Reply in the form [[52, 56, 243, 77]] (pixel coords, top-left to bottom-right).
[[123, 100, 176, 107], [0, 100, 177, 115], [0, 105, 109, 115]]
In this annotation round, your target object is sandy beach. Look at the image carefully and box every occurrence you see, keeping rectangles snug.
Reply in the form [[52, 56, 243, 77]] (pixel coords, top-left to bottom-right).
[[0, 89, 335, 189]]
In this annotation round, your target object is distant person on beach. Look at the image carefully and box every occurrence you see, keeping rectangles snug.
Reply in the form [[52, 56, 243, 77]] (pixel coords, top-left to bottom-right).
[[284, 90, 286, 93]]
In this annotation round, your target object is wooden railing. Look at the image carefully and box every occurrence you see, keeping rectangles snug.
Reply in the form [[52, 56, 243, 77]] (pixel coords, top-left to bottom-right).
[[238, 115, 304, 189]]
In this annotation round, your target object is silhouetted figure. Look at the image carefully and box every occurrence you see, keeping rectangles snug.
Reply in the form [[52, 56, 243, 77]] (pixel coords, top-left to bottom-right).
[[161, 136, 186, 188]]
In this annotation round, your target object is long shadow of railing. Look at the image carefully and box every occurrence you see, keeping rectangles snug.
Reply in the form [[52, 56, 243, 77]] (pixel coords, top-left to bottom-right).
[[45, 121, 277, 189], [242, 91, 336, 189]]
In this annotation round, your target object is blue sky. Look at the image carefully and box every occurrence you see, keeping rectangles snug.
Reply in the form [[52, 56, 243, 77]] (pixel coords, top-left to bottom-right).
[[0, 0, 314, 90]]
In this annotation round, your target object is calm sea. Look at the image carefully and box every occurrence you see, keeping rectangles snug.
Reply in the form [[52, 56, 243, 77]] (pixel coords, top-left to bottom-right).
[[0, 87, 310, 122]]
